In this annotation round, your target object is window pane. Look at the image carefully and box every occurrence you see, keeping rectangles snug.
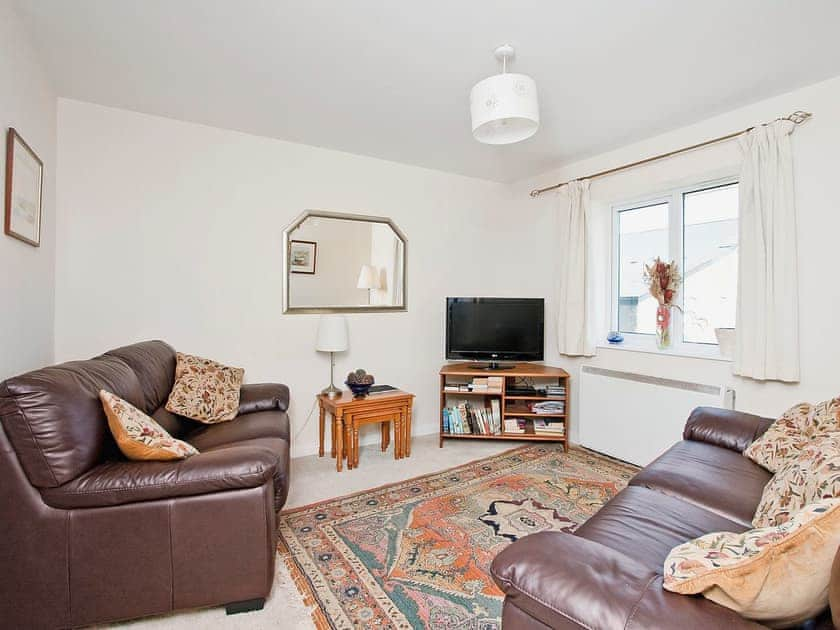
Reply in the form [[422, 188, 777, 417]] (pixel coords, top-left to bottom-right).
[[618, 202, 669, 335], [682, 183, 738, 344]]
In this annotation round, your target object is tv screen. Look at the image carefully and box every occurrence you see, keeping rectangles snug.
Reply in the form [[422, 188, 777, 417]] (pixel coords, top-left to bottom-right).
[[446, 297, 544, 363]]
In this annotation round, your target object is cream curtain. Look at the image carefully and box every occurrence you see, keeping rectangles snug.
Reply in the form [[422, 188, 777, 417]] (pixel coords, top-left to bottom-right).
[[734, 120, 800, 382], [557, 179, 594, 356]]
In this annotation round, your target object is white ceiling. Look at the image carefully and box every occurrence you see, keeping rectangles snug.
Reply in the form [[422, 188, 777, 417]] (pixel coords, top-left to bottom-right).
[[14, 0, 840, 182]]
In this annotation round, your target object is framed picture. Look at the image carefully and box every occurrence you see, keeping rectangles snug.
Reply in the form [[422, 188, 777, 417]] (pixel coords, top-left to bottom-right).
[[4, 128, 43, 247], [289, 239, 317, 274]]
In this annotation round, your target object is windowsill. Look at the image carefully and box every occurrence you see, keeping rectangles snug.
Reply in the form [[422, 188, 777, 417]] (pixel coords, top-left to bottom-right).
[[596, 339, 733, 363]]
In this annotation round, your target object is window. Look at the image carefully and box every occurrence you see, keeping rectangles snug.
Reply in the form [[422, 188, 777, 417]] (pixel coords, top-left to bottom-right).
[[612, 180, 738, 355]]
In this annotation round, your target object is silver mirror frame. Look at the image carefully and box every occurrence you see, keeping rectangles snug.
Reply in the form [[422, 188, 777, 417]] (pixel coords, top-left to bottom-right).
[[282, 209, 408, 314]]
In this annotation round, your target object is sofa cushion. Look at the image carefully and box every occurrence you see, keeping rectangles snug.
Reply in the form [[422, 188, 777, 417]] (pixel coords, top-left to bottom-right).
[[0, 355, 144, 487], [664, 499, 840, 628], [753, 433, 840, 528], [100, 390, 198, 461], [574, 486, 746, 572], [744, 398, 840, 473], [166, 353, 244, 424], [40, 440, 281, 508], [629, 440, 771, 527], [105, 340, 177, 414], [185, 409, 290, 451]]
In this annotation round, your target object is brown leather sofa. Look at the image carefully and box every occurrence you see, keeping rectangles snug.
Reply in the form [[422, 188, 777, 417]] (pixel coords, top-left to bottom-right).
[[491, 407, 840, 629], [0, 340, 291, 629]]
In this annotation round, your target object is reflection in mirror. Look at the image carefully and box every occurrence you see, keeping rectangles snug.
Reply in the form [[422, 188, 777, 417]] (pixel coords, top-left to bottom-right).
[[284, 212, 406, 313]]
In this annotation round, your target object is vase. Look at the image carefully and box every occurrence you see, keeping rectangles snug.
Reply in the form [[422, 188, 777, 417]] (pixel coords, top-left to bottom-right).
[[656, 305, 671, 349]]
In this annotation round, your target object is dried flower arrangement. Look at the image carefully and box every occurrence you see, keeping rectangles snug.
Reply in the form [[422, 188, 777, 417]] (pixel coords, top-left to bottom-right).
[[643, 258, 682, 348]]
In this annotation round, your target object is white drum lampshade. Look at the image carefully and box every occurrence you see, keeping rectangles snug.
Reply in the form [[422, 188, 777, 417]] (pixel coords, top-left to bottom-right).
[[470, 45, 539, 145], [315, 314, 348, 353]]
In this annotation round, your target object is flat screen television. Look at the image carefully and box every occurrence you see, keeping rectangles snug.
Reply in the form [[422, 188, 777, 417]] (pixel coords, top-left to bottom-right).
[[446, 297, 544, 369]]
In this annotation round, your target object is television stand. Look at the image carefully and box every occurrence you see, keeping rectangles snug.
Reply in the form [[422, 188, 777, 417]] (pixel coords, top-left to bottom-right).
[[439, 362, 570, 448]]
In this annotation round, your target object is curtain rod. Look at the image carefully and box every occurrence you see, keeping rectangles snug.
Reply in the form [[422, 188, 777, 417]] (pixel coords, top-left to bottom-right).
[[528, 110, 813, 198]]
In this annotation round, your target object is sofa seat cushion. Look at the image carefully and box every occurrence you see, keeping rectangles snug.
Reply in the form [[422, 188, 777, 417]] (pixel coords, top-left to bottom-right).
[[574, 486, 746, 572], [40, 441, 282, 509], [629, 440, 771, 527], [185, 410, 290, 451]]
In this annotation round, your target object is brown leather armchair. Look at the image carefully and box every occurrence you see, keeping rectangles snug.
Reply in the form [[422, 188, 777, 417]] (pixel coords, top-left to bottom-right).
[[0, 341, 291, 628], [491, 407, 839, 629]]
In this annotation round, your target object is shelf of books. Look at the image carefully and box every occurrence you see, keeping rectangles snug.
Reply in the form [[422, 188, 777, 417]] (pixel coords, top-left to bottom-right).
[[439, 363, 569, 448]]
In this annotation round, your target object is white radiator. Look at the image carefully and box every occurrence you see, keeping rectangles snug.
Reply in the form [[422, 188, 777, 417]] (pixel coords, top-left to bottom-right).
[[579, 366, 734, 466]]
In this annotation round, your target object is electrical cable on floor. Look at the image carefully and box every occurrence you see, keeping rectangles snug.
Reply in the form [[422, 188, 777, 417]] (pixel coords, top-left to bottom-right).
[[292, 397, 318, 443]]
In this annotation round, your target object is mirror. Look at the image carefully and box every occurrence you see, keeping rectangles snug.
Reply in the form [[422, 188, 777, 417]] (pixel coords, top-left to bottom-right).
[[283, 210, 407, 313]]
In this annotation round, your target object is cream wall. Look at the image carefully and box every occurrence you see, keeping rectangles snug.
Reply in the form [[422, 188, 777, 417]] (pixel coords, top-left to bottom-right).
[[0, 0, 56, 379], [54, 99, 538, 457], [514, 74, 840, 443]]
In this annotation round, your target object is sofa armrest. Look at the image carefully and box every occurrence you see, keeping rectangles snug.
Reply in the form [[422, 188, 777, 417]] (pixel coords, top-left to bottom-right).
[[40, 443, 278, 509], [491, 531, 763, 630], [683, 406, 774, 453], [239, 383, 289, 414]]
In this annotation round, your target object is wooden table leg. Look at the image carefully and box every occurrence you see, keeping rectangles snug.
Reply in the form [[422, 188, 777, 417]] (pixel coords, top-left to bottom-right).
[[402, 405, 411, 457], [335, 412, 344, 472], [381, 421, 389, 451], [353, 424, 360, 468], [331, 415, 336, 458], [319, 402, 326, 458], [394, 413, 402, 460], [344, 414, 353, 470]]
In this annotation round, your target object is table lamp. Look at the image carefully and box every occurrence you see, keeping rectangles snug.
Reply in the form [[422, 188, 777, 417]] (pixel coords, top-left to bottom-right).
[[315, 314, 348, 399], [357, 264, 380, 305]]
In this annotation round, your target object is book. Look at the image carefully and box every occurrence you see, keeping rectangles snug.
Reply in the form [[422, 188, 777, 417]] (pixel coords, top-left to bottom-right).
[[490, 399, 501, 434], [533, 419, 565, 435]]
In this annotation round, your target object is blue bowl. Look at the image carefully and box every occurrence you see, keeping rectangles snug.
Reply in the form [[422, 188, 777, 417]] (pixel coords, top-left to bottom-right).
[[346, 382, 372, 397]]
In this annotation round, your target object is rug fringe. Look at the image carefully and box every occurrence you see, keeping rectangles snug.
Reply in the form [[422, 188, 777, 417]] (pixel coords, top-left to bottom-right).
[[281, 550, 331, 630]]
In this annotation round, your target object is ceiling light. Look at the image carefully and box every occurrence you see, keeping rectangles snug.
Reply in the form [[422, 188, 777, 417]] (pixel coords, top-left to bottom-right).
[[470, 44, 539, 145]]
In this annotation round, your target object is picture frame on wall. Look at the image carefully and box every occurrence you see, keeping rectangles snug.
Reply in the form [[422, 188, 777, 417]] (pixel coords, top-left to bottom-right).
[[289, 239, 317, 274], [4, 128, 44, 247]]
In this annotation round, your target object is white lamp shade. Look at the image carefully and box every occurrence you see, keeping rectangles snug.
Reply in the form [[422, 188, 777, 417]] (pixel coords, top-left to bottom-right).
[[470, 73, 539, 145], [356, 264, 380, 289], [315, 314, 348, 352]]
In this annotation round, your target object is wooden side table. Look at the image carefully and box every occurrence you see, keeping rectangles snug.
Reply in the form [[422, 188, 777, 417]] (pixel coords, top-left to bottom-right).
[[318, 390, 414, 472]]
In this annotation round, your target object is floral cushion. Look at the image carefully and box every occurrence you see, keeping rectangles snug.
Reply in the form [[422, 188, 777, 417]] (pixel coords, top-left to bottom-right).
[[743, 398, 840, 472], [664, 499, 840, 627], [100, 390, 198, 461], [752, 433, 840, 528], [165, 352, 244, 424]]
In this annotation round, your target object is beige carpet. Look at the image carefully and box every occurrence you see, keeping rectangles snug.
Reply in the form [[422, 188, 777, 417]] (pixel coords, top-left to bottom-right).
[[103, 434, 516, 629]]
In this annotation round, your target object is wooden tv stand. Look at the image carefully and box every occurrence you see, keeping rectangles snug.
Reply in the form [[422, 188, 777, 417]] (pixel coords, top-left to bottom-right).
[[439, 363, 570, 448]]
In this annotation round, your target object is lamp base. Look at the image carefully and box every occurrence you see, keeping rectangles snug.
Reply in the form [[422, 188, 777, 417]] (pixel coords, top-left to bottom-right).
[[321, 384, 342, 399]]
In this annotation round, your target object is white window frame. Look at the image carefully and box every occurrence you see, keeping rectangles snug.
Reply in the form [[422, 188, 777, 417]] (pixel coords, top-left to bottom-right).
[[609, 176, 738, 360]]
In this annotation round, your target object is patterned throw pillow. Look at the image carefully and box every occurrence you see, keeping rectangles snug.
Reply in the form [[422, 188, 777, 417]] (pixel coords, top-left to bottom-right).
[[752, 433, 840, 528], [100, 390, 198, 461], [744, 398, 840, 472], [664, 499, 840, 627], [165, 352, 244, 424]]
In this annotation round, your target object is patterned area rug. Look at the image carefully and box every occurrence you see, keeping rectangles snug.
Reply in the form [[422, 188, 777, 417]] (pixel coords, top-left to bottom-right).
[[278, 444, 638, 629]]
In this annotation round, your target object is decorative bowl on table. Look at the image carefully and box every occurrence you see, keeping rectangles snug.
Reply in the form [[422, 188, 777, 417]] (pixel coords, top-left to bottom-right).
[[346, 382, 372, 397], [346, 368, 375, 398]]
